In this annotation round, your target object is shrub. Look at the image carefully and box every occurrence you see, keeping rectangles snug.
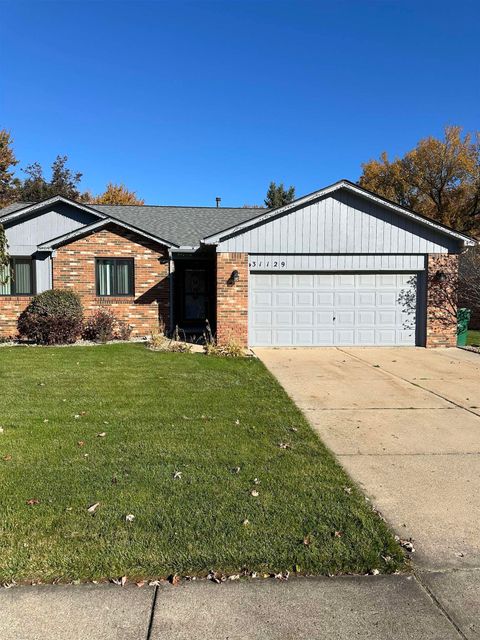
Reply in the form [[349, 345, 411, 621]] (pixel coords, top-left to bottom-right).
[[203, 337, 245, 358], [115, 320, 133, 341], [82, 309, 116, 343], [17, 289, 83, 345], [148, 331, 192, 353]]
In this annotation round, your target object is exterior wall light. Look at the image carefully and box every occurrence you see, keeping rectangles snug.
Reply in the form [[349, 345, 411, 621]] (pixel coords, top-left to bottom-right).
[[228, 270, 240, 285], [434, 270, 447, 284]]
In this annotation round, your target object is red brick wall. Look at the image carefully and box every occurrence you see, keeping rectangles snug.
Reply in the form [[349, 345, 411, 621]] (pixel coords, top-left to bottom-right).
[[216, 252, 248, 346], [0, 296, 33, 338], [426, 254, 458, 348], [53, 225, 170, 336], [0, 224, 170, 339]]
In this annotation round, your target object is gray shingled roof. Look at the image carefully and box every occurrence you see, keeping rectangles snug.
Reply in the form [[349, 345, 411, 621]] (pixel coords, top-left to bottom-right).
[[94, 204, 266, 246], [0, 201, 267, 247]]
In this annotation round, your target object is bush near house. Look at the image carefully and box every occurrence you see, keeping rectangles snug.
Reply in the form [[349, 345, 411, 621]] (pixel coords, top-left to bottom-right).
[[17, 290, 83, 345], [82, 309, 133, 343]]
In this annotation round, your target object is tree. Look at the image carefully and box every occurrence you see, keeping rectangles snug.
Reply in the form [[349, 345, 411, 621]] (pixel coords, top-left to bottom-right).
[[264, 181, 296, 208], [92, 183, 144, 205], [17, 155, 85, 201], [0, 129, 19, 207], [0, 223, 9, 286], [358, 126, 480, 236]]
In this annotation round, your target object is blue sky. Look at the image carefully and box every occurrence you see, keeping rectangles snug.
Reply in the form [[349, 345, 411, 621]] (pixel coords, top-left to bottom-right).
[[0, 0, 478, 206]]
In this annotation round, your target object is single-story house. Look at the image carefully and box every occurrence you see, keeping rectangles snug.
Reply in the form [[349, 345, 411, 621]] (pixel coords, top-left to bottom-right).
[[0, 180, 475, 347]]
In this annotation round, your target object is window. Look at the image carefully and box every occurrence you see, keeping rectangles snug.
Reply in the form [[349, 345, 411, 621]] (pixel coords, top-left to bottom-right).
[[96, 258, 134, 296], [0, 258, 34, 296]]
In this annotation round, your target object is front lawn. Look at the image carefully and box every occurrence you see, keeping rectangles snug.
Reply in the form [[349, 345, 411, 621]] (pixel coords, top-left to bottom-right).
[[0, 344, 403, 582]]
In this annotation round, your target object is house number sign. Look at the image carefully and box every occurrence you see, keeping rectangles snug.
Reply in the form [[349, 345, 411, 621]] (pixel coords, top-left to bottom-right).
[[249, 258, 287, 270]]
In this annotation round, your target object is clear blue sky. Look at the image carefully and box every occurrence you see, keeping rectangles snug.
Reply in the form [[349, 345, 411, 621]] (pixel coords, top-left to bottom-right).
[[1, 0, 478, 206]]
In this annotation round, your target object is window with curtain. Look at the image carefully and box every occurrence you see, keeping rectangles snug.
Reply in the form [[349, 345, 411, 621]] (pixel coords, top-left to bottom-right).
[[0, 258, 34, 295], [96, 258, 134, 296]]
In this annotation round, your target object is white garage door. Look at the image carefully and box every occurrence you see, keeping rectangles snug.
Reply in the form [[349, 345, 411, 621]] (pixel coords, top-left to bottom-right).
[[249, 273, 417, 346]]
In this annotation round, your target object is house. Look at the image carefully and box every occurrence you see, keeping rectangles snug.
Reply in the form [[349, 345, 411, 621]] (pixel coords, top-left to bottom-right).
[[0, 180, 475, 347]]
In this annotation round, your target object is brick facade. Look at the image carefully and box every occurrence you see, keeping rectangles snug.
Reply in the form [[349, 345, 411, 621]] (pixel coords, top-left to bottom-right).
[[216, 252, 248, 346], [0, 296, 33, 338], [426, 253, 459, 348], [0, 224, 170, 339]]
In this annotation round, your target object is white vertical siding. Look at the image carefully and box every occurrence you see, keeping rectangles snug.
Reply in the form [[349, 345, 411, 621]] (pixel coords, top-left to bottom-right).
[[217, 190, 459, 254]]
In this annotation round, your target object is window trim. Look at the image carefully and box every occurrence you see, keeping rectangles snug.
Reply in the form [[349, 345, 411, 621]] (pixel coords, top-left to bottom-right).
[[95, 257, 135, 297], [0, 256, 35, 296]]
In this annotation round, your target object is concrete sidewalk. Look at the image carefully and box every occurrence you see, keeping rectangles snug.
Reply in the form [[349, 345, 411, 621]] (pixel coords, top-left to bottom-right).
[[0, 574, 469, 640]]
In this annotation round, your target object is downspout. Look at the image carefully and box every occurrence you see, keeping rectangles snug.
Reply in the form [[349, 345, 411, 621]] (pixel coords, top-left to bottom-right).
[[168, 249, 175, 336]]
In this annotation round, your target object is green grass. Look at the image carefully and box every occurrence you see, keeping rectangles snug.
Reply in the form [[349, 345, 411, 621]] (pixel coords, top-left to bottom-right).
[[467, 330, 480, 346], [0, 344, 404, 582]]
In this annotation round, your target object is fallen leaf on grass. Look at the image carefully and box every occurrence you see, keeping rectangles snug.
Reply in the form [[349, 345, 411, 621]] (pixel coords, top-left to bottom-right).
[[343, 486, 352, 494], [168, 574, 180, 586], [0, 427, 4, 433], [250, 490, 259, 497], [149, 580, 162, 587], [173, 470, 182, 480], [125, 514, 135, 522], [136, 581, 145, 588], [303, 535, 312, 546], [370, 569, 380, 576], [279, 442, 291, 449], [228, 574, 240, 581], [97, 432, 106, 438], [395, 536, 415, 553], [207, 570, 223, 584], [3, 454, 12, 461], [274, 571, 289, 581], [111, 576, 127, 586], [232, 466, 241, 474], [334, 531, 342, 538], [77, 441, 85, 447], [26, 499, 39, 506], [243, 519, 250, 526], [87, 502, 100, 513]]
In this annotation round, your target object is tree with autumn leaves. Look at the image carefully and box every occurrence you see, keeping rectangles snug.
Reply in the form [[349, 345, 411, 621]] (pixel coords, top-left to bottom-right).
[[359, 126, 480, 237]]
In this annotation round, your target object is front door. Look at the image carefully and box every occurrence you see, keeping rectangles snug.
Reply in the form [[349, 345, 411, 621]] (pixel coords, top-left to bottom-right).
[[184, 269, 208, 322]]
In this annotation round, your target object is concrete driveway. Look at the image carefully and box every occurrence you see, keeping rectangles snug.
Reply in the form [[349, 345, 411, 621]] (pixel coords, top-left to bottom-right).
[[256, 346, 480, 638]]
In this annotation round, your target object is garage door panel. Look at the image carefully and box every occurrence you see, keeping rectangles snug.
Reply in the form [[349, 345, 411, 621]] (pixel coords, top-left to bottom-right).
[[356, 329, 375, 344], [316, 292, 335, 306], [273, 291, 293, 306], [252, 310, 272, 326], [314, 329, 335, 344], [294, 274, 314, 288], [252, 291, 272, 306], [274, 330, 293, 345], [295, 311, 314, 326], [335, 310, 355, 326], [357, 310, 375, 326], [295, 291, 315, 306], [274, 311, 294, 326], [295, 330, 314, 344], [249, 271, 418, 346], [275, 274, 294, 288], [335, 292, 355, 306], [316, 310, 334, 325], [376, 310, 396, 325]]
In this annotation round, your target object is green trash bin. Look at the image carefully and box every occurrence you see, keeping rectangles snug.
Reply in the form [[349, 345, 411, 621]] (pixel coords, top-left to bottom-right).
[[457, 308, 471, 346]]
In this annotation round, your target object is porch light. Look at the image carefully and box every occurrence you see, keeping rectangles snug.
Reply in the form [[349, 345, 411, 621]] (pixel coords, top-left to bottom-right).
[[434, 270, 447, 284], [228, 270, 240, 285]]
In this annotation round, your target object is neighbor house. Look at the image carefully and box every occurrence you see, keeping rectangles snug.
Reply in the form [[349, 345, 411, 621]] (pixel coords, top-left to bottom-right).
[[0, 180, 475, 347]]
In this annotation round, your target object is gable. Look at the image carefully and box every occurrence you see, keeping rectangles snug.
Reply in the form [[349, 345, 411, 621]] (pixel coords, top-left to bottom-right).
[[214, 188, 463, 254], [3, 201, 101, 255]]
